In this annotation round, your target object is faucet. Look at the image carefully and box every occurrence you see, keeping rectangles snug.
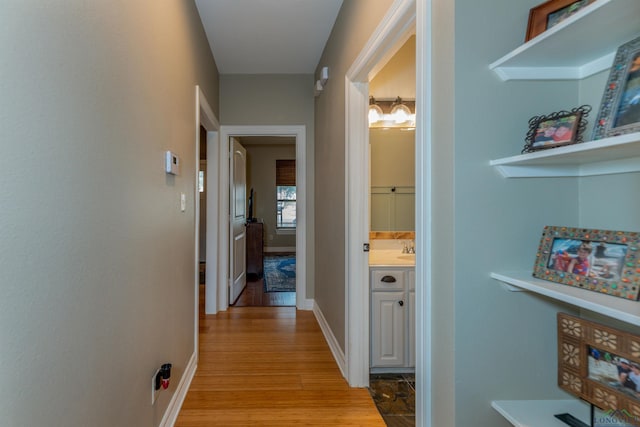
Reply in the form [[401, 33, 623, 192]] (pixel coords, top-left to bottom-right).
[[408, 240, 416, 254], [401, 241, 409, 254]]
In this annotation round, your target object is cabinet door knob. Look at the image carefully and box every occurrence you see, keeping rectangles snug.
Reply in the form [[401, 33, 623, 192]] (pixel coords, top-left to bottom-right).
[[398, 300, 404, 306], [381, 275, 396, 283]]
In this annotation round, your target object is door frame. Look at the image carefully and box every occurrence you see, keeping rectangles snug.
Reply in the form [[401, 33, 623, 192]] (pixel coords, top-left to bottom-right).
[[194, 86, 220, 326], [344, 0, 417, 387], [217, 125, 308, 311]]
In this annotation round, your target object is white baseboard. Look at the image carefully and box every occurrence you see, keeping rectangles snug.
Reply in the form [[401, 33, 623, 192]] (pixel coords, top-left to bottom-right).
[[312, 302, 346, 379], [302, 298, 314, 310], [160, 351, 197, 427]]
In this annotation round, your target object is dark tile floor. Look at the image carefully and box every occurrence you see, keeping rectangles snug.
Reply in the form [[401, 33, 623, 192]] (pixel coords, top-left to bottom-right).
[[368, 373, 415, 427]]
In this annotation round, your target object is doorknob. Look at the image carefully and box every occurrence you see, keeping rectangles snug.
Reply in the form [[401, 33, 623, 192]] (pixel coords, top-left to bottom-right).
[[398, 300, 404, 306]]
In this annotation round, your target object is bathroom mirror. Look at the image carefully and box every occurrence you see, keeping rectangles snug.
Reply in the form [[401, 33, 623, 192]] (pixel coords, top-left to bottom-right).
[[370, 127, 415, 231]]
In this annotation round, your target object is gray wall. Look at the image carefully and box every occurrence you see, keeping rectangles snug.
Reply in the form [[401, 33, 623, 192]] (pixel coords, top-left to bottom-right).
[[220, 74, 315, 297], [314, 0, 395, 355], [427, 0, 456, 423], [0, 1, 219, 426], [450, 0, 578, 424]]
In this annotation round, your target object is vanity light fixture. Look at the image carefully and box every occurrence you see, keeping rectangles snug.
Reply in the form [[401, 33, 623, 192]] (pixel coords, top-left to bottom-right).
[[368, 95, 416, 128]]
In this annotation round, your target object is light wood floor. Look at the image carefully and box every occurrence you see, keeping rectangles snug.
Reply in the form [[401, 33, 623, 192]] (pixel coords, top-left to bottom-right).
[[233, 277, 296, 307], [175, 302, 386, 426]]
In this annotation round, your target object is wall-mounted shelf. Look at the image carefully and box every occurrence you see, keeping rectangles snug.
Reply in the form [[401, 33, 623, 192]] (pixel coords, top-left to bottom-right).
[[489, 0, 640, 81], [492, 400, 589, 427], [491, 271, 640, 327], [490, 132, 640, 178]]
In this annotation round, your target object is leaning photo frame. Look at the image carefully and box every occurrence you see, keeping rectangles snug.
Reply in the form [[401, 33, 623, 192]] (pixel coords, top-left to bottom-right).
[[522, 105, 590, 153], [558, 312, 640, 426], [532, 226, 640, 301], [525, 0, 596, 42], [592, 36, 640, 140]]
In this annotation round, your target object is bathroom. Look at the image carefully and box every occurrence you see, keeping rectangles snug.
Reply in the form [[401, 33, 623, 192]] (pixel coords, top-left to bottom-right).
[[367, 35, 416, 427]]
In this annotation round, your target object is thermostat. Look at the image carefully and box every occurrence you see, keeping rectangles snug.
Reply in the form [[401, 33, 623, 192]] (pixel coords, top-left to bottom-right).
[[165, 151, 180, 175]]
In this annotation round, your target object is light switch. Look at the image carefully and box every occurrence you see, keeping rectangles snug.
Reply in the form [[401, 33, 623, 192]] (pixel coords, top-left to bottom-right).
[[180, 193, 186, 212]]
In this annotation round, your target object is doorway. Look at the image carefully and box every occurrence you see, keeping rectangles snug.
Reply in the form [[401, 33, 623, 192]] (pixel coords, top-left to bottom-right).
[[344, 0, 417, 388], [216, 125, 309, 312], [232, 136, 297, 307]]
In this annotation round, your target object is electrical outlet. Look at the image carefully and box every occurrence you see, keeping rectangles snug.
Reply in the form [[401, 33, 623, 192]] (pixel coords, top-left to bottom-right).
[[151, 368, 161, 405]]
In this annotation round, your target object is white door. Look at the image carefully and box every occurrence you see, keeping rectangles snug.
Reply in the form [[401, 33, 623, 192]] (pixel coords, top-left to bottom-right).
[[229, 138, 247, 304]]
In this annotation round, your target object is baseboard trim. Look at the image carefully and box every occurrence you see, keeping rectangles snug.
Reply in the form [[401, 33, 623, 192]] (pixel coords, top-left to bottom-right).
[[160, 351, 197, 427], [301, 298, 314, 310], [312, 302, 346, 379]]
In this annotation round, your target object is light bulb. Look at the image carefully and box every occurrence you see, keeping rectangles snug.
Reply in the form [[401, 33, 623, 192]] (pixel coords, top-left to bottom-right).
[[368, 104, 383, 124], [390, 98, 412, 124]]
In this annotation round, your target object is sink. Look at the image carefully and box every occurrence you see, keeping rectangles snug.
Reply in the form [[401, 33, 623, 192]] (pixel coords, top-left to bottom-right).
[[397, 255, 415, 261]]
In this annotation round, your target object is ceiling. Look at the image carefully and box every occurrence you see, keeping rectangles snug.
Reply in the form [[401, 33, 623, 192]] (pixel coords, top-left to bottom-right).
[[194, 0, 344, 75]]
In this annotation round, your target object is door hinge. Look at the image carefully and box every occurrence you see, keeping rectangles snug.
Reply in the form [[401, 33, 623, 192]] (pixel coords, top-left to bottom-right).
[[363, 243, 370, 252]]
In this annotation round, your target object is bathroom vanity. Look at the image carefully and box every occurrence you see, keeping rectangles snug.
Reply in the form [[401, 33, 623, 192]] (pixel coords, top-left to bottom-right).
[[369, 247, 415, 371]]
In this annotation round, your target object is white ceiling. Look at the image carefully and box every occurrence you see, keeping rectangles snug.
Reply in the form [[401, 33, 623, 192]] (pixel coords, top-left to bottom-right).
[[194, 0, 344, 74]]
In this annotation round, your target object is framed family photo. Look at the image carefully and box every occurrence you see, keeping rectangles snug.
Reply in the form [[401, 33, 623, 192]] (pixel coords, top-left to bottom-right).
[[522, 105, 590, 153], [525, 0, 596, 42], [533, 226, 640, 300], [593, 36, 640, 140]]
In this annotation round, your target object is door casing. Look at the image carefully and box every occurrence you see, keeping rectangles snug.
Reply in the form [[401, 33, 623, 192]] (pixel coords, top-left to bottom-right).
[[344, 0, 416, 388], [194, 86, 220, 330], [217, 125, 308, 312]]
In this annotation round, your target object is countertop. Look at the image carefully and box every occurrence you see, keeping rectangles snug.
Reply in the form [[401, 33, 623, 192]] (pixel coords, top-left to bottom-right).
[[369, 249, 415, 267]]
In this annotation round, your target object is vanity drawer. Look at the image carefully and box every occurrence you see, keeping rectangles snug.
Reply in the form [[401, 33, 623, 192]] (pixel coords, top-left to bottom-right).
[[371, 269, 406, 291]]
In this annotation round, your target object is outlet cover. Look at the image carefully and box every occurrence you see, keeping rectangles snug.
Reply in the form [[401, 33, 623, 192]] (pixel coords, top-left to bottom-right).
[[151, 368, 161, 405]]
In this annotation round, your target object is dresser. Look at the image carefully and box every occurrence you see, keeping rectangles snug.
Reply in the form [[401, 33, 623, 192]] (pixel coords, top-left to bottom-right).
[[246, 222, 264, 278]]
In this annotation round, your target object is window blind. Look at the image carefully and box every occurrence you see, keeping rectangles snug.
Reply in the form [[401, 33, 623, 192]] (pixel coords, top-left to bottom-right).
[[276, 159, 296, 186]]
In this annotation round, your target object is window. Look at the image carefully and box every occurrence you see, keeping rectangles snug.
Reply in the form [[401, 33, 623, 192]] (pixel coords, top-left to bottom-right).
[[276, 160, 296, 229]]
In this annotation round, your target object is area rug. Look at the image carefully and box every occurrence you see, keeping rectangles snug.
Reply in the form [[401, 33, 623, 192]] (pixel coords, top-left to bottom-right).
[[263, 255, 296, 292]]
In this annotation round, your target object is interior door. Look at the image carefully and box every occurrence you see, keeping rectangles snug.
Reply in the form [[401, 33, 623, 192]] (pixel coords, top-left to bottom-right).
[[229, 138, 247, 304]]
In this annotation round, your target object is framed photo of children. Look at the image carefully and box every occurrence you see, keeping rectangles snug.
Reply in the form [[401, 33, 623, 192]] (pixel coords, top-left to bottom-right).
[[532, 226, 640, 300], [522, 105, 590, 153], [593, 36, 640, 140]]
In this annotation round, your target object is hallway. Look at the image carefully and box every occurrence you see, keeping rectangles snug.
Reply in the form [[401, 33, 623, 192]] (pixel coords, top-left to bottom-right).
[[175, 306, 386, 426]]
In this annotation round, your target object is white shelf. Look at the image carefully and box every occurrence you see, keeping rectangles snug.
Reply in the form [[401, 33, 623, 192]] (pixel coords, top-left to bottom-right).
[[491, 271, 640, 327], [490, 132, 640, 178], [489, 0, 640, 81], [492, 400, 589, 427]]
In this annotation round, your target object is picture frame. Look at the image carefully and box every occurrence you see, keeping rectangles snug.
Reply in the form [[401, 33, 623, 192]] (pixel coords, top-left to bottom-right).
[[525, 0, 596, 42], [532, 226, 640, 300], [558, 312, 640, 426], [522, 105, 590, 154], [592, 36, 640, 140]]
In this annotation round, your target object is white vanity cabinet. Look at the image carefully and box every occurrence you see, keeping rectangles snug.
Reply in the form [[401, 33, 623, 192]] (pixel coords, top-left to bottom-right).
[[370, 267, 415, 370]]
